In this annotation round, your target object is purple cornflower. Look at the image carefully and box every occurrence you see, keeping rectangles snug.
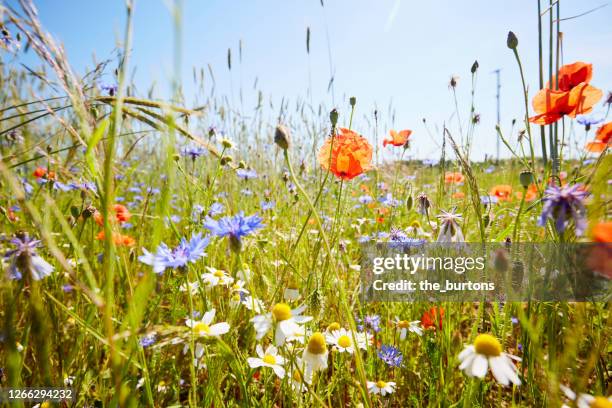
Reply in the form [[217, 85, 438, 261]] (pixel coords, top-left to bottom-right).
[[538, 184, 589, 236], [4, 233, 54, 281], [138, 233, 210, 274], [207, 202, 225, 217], [358, 195, 373, 205], [203, 212, 264, 251], [261, 200, 275, 211], [99, 83, 118, 96], [139, 333, 157, 348], [576, 114, 604, 128], [379, 193, 400, 207], [236, 169, 258, 180], [357, 314, 381, 333], [377, 344, 403, 367], [388, 228, 426, 249], [181, 145, 207, 160]]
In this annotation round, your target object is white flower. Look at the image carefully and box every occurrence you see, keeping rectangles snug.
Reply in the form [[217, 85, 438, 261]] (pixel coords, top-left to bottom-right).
[[182, 342, 207, 369], [250, 303, 312, 345], [436, 208, 465, 242], [458, 334, 521, 386], [247, 344, 285, 379], [560, 385, 612, 408], [289, 359, 312, 392], [393, 317, 423, 339], [283, 287, 301, 301], [302, 332, 328, 373], [326, 328, 368, 354], [201, 267, 234, 287], [241, 295, 265, 313], [367, 380, 396, 396], [64, 375, 75, 386], [179, 281, 199, 295], [185, 309, 230, 337]]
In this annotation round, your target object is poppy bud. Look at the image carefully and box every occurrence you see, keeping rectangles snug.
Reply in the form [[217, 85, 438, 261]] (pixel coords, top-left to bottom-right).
[[507, 31, 518, 49], [330, 109, 338, 128], [519, 171, 534, 189], [274, 125, 291, 150], [471, 60, 479, 74], [406, 195, 413, 211], [349, 96, 356, 107]]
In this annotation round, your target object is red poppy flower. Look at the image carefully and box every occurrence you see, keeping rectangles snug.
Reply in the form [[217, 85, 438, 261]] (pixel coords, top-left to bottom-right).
[[547, 61, 592, 92], [451, 191, 465, 199], [490, 184, 513, 201], [529, 82, 602, 125], [444, 172, 464, 184], [592, 222, 612, 243], [33, 167, 47, 178], [318, 127, 373, 180], [421, 307, 444, 330], [515, 184, 538, 202], [94, 204, 132, 226], [96, 230, 136, 247], [596, 122, 612, 144], [383, 129, 412, 147]]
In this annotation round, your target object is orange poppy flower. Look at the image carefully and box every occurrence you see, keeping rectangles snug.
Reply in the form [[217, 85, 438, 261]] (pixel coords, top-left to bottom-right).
[[515, 184, 538, 202], [490, 184, 513, 201], [383, 129, 412, 147], [547, 61, 592, 92], [596, 122, 612, 144], [94, 204, 132, 226], [585, 140, 608, 153], [421, 307, 444, 330], [33, 167, 47, 178], [359, 184, 370, 193], [96, 230, 136, 247], [318, 127, 373, 180], [529, 82, 602, 125], [444, 172, 464, 184], [592, 222, 612, 243], [451, 191, 465, 199]]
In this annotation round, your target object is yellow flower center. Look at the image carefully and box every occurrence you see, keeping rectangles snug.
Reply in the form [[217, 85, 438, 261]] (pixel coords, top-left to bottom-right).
[[397, 320, 410, 328], [231, 294, 240, 302], [590, 397, 612, 408], [474, 334, 502, 357], [327, 322, 341, 332], [193, 322, 210, 334], [307, 332, 327, 355], [214, 270, 224, 278], [376, 380, 387, 388], [411, 220, 421, 229], [337, 335, 352, 348], [263, 354, 276, 365], [272, 303, 292, 321], [292, 369, 302, 382]]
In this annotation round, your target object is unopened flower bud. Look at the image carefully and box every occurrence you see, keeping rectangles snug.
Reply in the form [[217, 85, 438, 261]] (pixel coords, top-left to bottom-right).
[[330, 109, 339, 128], [349, 96, 356, 107], [507, 31, 518, 49], [274, 125, 291, 150], [519, 171, 534, 189], [471, 60, 479, 74]]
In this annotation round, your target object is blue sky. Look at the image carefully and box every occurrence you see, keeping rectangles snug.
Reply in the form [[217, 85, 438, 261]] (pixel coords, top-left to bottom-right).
[[7, 0, 612, 161]]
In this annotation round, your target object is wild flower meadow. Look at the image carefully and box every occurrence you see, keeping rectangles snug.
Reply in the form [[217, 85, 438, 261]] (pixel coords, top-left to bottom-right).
[[0, 1, 611, 407]]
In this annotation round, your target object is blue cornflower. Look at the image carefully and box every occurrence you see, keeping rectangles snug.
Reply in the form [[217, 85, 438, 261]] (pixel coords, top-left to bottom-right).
[[204, 212, 264, 251], [485, 166, 495, 174], [576, 114, 604, 128], [4, 233, 54, 281], [139, 333, 157, 348], [358, 195, 373, 205], [388, 228, 425, 249], [423, 158, 440, 166], [481, 195, 499, 205], [236, 169, 258, 180], [377, 344, 403, 367], [208, 202, 225, 217], [181, 145, 207, 160], [538, 183, 589, 236], [261, 200, 275, 211], [379, 193, 400, 207], [99, 83, 118, 96], [357, 314, 381, 333], [138, 233, 210, 274]]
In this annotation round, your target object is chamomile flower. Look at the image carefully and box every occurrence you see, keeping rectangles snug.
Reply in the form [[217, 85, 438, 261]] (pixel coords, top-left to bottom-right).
[[247, 344, 286, 379], [393, 317, 423, 339], [560, 385, 612, 408], [185, 309, 230, 338], [302, 332, 328, 372], [182, 342, 207, 369], [367, 380, 396, 396], [179, 281, 199, 295], [326, 328, 368, 354], [283, 284, 301, 301], [458, 334, 521, 386], [201, 266, 234, 287], [241, 295, 265, 313], [290, 359, 312, 392], [250, 303, 312, 345]]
